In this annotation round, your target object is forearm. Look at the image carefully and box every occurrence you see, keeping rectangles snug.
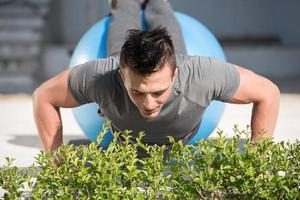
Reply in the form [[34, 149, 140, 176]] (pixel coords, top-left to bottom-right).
[[33, 91, 63, 152], [250, 88, 280, 141]]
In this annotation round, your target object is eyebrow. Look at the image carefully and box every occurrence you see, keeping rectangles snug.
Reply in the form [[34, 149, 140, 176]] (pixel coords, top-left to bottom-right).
[[130, 88, 168, 94]]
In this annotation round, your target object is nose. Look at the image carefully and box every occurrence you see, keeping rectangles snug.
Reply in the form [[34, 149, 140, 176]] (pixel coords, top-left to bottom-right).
[[142, 94, 157, 111]]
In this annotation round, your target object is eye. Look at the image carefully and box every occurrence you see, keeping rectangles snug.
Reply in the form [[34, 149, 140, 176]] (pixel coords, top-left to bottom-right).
[[131, 91, 143, 96], [153, 91, 164, 97]]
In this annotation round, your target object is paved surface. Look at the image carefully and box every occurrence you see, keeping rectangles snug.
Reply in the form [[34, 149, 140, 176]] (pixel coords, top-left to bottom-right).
[[0, 93, 299, 167]]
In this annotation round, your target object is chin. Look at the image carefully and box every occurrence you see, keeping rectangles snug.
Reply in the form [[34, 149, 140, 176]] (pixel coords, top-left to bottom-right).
[[140, 111, 160, 119]]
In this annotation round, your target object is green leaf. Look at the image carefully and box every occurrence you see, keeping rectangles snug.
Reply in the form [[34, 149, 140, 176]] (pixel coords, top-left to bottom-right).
[[230, 176, 236, 182], [246, 166, 255, 177], [1, 125, 299, 199], [283, 186, 290, 193], [239, 160, 245, 168]]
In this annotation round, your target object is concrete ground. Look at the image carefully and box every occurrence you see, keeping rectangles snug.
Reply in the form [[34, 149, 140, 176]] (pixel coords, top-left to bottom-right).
[[0, 92, 299, 167]]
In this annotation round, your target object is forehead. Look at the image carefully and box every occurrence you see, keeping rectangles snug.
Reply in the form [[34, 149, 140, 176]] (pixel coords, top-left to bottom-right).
[[122, 62, 174, 91]]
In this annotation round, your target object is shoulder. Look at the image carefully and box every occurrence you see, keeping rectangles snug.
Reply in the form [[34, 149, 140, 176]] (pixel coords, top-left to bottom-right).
[[175, 54, 239, 106], [176, 54, 215, 76], [67, 56, 121, 104], [68, 56, 120, 90], [175, 54, 212, 87], [176, 54, 236, 81], [175, 54, 210, 106], [70, 56, 119, 74]]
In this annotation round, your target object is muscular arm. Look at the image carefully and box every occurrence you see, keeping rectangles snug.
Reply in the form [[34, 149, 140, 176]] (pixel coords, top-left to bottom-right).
[[33, 69, 81, 152], [227, 66, 280, 141]]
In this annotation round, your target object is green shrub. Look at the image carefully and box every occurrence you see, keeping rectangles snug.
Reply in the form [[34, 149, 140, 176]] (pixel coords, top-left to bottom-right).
[[1, 123, 299, 199]]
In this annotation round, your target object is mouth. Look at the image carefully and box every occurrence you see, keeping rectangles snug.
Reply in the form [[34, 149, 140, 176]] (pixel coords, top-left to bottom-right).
[[143, 110, 156, 115], [141, 107, 159, 115]]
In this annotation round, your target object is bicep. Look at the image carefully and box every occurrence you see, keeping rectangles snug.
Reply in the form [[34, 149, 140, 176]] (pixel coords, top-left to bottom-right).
[[227, 65, 279, 104], [35, 69, 81, 108]]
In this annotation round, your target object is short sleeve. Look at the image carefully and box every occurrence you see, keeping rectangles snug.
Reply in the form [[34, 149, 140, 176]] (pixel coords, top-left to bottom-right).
[[68, 60, 100, 104], [184, 56, 240, 106], [67, 57, 119, 104]]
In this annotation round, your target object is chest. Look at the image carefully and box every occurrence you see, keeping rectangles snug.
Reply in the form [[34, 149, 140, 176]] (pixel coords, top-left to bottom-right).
[[99, 91, 206, 144]]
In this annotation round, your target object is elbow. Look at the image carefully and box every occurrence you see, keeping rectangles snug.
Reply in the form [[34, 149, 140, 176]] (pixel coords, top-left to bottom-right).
[[270, 82, 280, 102], [260, 81, 280, 105], [253, 80, 280, 106], [33, 86, 44, 105], [33, 87, 40, 104], [32, 87, 45, 115], [32, 85, 52, 108], [33, 86, 40, 98]]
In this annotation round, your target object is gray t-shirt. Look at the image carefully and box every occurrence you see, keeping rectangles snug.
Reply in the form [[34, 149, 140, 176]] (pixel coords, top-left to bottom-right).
[[68, 54, 240, 145]]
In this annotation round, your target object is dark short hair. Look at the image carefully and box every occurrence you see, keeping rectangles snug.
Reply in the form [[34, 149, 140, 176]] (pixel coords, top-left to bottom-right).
[[119, 26, 176, 74]]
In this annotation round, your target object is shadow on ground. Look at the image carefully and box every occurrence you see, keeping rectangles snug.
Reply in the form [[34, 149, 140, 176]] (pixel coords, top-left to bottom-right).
[[7, 134, 91, 149], [7, 134, 249, 153]]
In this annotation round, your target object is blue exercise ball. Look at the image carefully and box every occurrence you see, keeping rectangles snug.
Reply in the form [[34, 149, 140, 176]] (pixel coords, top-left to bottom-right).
[[69, 12, 226, 146]]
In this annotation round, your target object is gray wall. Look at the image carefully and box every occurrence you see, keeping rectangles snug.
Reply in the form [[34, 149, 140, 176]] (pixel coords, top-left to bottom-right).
[[1, 0, 299, 93], [46, 0, 300, 46], [39, 0, 300, 94], [171, 0, 300, 45], [46, 0, 106, 45]]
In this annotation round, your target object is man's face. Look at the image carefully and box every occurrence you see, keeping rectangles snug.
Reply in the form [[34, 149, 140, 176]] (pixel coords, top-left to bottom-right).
[[120, 61, 177, 119]]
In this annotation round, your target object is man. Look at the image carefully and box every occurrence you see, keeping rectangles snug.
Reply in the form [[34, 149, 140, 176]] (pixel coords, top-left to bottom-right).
[[33, 0, 280, 153]]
